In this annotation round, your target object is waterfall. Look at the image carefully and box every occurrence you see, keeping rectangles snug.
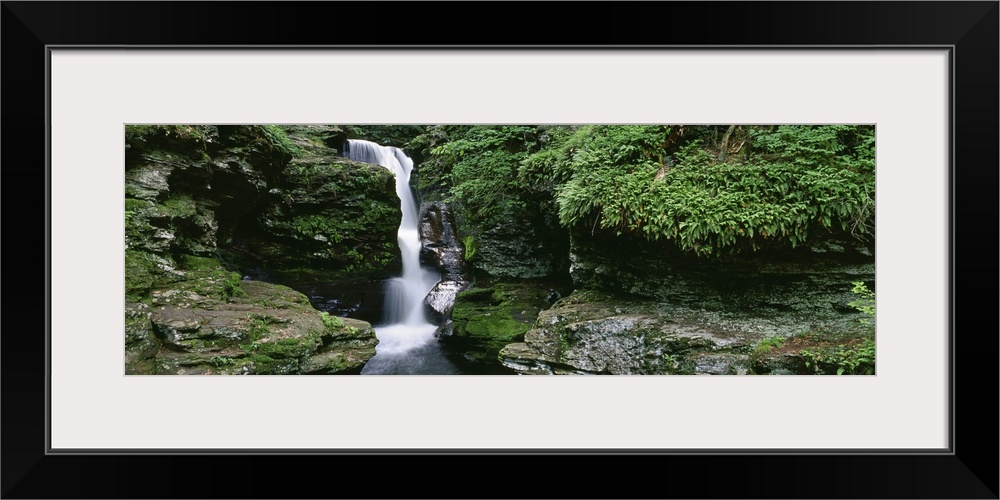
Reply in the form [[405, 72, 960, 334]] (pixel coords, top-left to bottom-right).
[[343, 139, 455, 374]]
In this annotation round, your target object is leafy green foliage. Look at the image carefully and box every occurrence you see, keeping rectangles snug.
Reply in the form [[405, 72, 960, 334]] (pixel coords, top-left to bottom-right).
[[800, 281, 876, 374], [259, 125, 302, 157], [422, 125, 540, 226], [344, 125, 427, 148], [848, 281, 875, 323], [415, 124, 874, 257], [125, 125, 207, 148], [802, 338, 875, 375], [552, 125, 875, 255], [754, 336, 785, 352], [319, 311, 344, 329]]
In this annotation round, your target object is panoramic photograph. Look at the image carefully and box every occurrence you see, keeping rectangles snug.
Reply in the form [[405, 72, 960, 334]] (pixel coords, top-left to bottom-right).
[[124, 125, 875, 375]]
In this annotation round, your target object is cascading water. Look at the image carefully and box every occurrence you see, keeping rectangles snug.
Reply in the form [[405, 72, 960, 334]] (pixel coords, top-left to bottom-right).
[[342, 139, 458, 374]]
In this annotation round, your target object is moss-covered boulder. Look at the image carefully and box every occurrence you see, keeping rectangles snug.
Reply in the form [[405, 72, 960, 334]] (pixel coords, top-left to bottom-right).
[[125, 256, 378, 375], [440, 282, 554, 366]]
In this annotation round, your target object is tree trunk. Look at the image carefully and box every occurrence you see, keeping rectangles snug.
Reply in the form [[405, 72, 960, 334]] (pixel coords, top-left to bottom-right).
[[717, 124, 736, 161]]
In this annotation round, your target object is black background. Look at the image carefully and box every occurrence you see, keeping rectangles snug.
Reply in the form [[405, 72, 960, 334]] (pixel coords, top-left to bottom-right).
[[2, 2, 997, 498]]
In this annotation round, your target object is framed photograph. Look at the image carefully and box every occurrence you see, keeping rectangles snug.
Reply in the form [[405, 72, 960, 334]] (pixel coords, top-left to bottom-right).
[[4, 2, 996, 498]]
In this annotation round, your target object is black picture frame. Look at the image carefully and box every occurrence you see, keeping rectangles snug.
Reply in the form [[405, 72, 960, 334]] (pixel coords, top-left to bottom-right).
[[3, 2, 996, 498]]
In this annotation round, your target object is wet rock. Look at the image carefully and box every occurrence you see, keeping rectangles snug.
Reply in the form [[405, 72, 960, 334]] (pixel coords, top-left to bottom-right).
[[500, 288, 871, 375], [424, 280, 469, 324], [418, 202, 466, 280], [417, 201, 472, 323], [124, 164, 172, 201]]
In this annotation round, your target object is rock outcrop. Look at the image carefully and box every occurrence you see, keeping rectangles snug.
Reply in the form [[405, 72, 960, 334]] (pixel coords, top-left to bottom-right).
[[125, 125, 401, 283], [500, 288, 873, 375], [568, 229, 874, 317], [441, 282, 553, 367], [458, 201, 570, 281], [124, 126, 392, 374], [125, 257, 377, 375], [417, 202, 470, 324]]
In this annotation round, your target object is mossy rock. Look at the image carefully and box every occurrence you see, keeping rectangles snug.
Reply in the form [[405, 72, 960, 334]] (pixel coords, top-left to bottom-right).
[[445, 281, 553, 363], [500, 288, 868, 375], [137, 262, 378, 374], [125, 302, 159, 374]]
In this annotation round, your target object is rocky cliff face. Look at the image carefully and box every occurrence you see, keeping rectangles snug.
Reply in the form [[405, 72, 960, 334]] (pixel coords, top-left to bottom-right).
[[124, 125, 397, 374], [500, 230, 875, 375], [458, 200, 570, 281], [568, 229, 874, 318], [125, 125, 401, 279]]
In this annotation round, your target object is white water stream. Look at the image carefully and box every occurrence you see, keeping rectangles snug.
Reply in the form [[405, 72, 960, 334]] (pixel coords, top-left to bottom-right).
[[342, 139, 457, 374]]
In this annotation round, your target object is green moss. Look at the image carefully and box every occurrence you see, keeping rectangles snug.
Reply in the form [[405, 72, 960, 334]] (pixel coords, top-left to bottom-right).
[[254, 339, 311, 359], [449, 282, 553, 362], [125, 250, 170, 302], [222, 273, 246, 299], [250, 354, 276, 368], [126, 125, 206, 141], [125, 198, 161, 248], [125, 198, 152, 213], [462, 235, 477, 261], [178, 254, 222, 271], [456, 287, 494, 301], [210, 355, 238, 368], [248, 353, 299, 375], [462, 316, 530, 340], [244, 313, 273, 339], [161, 195, 198, 218], [273, 210, 398, 274], [174, 267, 246, 302]]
